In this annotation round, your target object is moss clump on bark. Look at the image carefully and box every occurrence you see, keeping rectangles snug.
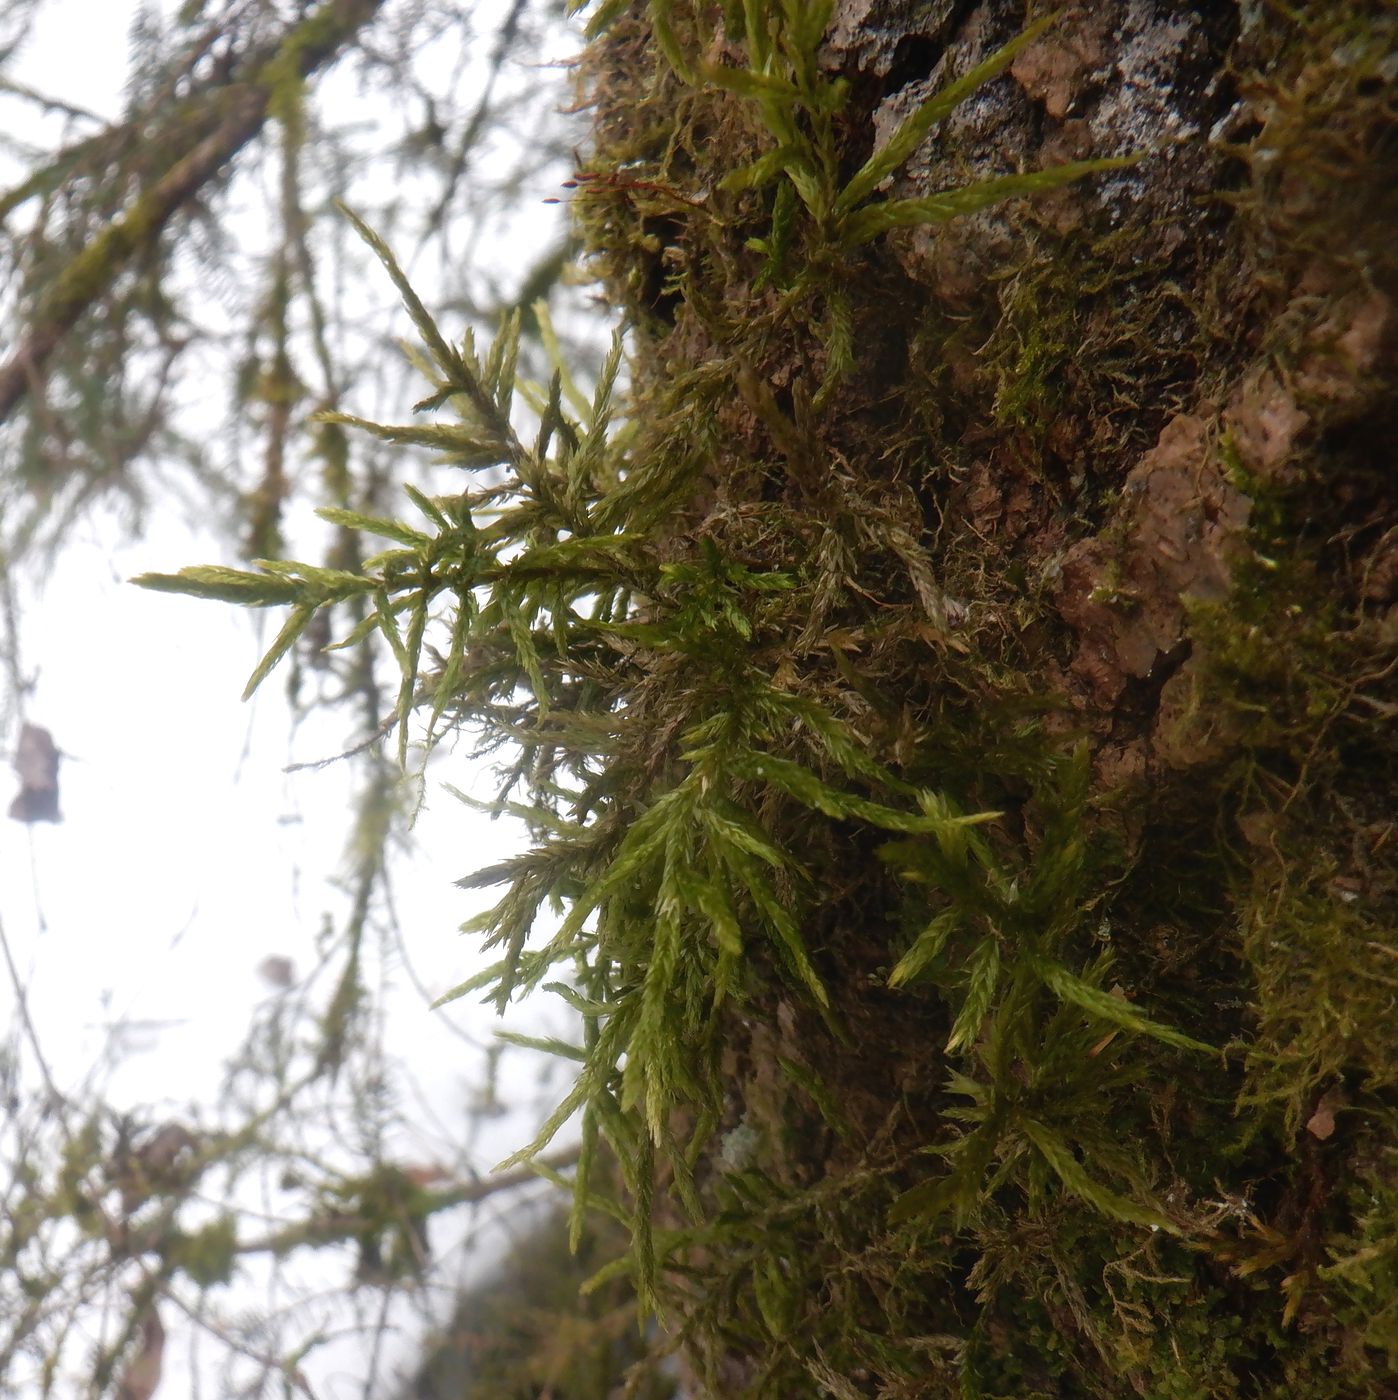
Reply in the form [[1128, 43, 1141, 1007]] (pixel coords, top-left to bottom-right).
[[144, 1, 1396, 1393], [563, 1, 1396, 1393]]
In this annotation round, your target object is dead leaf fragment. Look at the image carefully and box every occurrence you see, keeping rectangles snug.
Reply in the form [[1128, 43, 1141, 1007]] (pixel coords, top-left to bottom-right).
[[257, 955, 295, 988], [1225, 370, 1310, 479], [9, 722, 61, 824], [1056, 413, 1249, 705], [1305, 1086, 1345, 1141], [1305, 1104, 1335, 1140]]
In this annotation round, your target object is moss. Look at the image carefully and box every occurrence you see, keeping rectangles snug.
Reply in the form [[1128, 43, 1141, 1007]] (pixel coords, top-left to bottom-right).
[[169, 1215, 238, 1289], [153, 0, 1397, 1392], [563, 1, 1397, 1392]]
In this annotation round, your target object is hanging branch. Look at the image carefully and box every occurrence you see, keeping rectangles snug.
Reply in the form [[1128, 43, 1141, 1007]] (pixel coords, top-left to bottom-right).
[[0, 0, 386, 426]]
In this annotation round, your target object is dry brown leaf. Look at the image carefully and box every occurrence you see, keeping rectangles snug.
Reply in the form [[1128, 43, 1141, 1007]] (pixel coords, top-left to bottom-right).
[[257, 955, 295, 988], [1305, 1087, 1345, 1141], [9, 722, 61, 824]]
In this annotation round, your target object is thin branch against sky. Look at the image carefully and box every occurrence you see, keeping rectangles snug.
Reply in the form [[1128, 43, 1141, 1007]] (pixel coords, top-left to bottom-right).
[[0, 1, 601, 1392]]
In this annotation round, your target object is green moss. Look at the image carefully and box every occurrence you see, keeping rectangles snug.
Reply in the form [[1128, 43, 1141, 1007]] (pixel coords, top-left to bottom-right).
[[169, 1215, 238, 1289], [151, 0, 1397, 1392], [565, 2, 1396, 1391]]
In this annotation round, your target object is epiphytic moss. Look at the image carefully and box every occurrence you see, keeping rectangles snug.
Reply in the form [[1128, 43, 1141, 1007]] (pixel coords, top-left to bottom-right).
[[144, 0, 1397, 1393]]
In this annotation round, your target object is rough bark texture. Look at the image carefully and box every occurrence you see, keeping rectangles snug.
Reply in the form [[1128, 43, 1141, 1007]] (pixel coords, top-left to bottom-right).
[[569, 1, 1395, 1394]]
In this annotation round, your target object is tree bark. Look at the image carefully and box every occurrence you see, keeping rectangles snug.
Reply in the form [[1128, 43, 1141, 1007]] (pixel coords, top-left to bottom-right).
[[578, 0, 1396, 1392]]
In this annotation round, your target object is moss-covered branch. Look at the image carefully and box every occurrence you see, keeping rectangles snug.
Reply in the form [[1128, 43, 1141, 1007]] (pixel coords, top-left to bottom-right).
[[0, 0, 385, 425]]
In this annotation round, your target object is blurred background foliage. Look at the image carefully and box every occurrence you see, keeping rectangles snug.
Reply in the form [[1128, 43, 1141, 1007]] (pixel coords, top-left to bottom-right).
[[0, 1, 640, 1394]]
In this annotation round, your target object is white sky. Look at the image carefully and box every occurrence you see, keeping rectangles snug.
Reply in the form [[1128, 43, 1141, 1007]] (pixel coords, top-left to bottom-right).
[[1, 2, 591, 1393]]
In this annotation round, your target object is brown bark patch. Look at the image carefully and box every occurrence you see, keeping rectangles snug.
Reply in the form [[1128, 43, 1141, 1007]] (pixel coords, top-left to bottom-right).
[[1150, 654, 1238, 770], [1293, 283, 1392, 410], [1009, 11, 1109, 122], [1055, 412, 1249, 705], [1224, 369, 1311, 480], [1224, 277, 1392, 480]]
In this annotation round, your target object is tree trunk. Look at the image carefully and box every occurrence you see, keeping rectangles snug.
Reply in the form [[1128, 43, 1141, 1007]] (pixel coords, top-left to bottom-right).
[[574, 0, 1396, 1393]]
